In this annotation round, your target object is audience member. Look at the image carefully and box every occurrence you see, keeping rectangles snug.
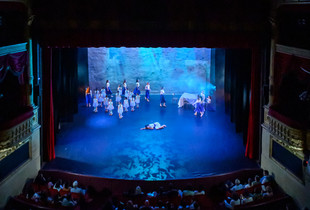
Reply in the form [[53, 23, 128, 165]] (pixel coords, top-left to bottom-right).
[[194, 185, 205, 195], [47, 178, 53, 189], [125, 200, 139, 210], [251, 175, 260, 186], [182, 185, 195, 197], [53, 179, 63, 191], [224, 180, 234, 191], [189, 200, 200, 209], [262, 186, 273, 198], [140, 199, 153, 210], [240, 191, 254, 205], [147, 191, 157, 197], [71, 180, 82, 194], [244, 178, 252, 189], [224, 192, 241, 209], [35, 173, 47, 185], [61, 181, 70, 195], [260, 170, 273, 184], [230, 179, 243, 191], [61, 196, 76, 206], [31, 191, 41, 202], [135, 186, 143, 195], [251, 187, 263, 201], [166, 183, 179, 198]]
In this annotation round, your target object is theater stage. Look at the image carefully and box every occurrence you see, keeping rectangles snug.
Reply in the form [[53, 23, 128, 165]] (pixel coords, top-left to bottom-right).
[[44, 94, 258, 180]]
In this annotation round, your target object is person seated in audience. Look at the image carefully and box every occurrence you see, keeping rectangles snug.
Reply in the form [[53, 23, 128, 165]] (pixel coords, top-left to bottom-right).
[[194, 185, 205, 195], [262, 186, 273, 198], [53, 179, 63, 191], [182, 185, 195, 197], [244, 178, 252, 189], [34, 173, 47, 186], [260, 170, 273, 184], [166, 183, 179, 198], [61, 181, 70, 195], [251, 175, 260, 186], [70, 180, 82, 194], [251, 187, 263, 201], [188, 200, 200, 209], [147, 190, 158, 198], [230, 179, 243, 191], [166, 201, 176, 210], [60, 195, 76, 206], [140, 199, 153, 210], [240, 191, 254, 205], [47, 177, 53, 189], [224, 180, 234, 191], [224, 192, 241, 209], [125, 200, 139, 210], [31, 191, 41, 202], [83, 185, 96, 203], [135, 186, 144, 195], [155, 200, 165, 209]]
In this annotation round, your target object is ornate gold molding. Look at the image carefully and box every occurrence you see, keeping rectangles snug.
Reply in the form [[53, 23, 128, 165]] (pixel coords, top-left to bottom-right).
[[263, 106, 310, 159], [0, 108, 38, 161]]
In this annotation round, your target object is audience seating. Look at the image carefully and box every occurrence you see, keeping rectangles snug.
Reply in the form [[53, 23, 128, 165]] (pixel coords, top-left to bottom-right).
[[5, 168, 293, 210]]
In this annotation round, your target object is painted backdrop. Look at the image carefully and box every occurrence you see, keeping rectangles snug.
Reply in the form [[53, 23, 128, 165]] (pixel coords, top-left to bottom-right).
[[88, 47, 215, 95]]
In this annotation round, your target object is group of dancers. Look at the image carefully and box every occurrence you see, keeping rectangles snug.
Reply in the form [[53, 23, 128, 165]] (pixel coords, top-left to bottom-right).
[[85, 79, 166, 119], [85, 79, 211, 119]]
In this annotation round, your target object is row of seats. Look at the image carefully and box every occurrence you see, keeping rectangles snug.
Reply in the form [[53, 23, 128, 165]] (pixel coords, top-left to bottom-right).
[[5, 168, 292, 210]]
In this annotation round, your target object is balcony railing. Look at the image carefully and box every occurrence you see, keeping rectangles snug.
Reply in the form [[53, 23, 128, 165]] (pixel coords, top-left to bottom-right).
[[0, 107, 34, 161], [263, 106, 310, 159]]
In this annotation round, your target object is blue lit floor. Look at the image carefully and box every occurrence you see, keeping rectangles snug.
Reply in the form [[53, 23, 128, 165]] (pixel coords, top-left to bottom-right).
[[45, 95, 258, 180]]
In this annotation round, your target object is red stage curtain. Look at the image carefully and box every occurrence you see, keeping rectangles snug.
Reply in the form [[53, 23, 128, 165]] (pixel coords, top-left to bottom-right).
[[42, 48, 55, 161], [245, 48, 261, 159]]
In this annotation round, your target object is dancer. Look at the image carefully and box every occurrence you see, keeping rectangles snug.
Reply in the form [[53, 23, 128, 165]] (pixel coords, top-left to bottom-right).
[[85, 86, 92, 107], [107, 99, 114, 116], [118, 102, 124, 119], [98, 92, 104, 107], [106, 80, 112, 97], [200, 90, 206, 102], [103, 95, 109, 112], [117, 84, 122, 96], [194, 96, 205, 117], [123, 97, 129, 112], [122, 80, 127, 96], [133, 79, 141, 95], [95, 88, 99, 99], [145, 82, 151, 102], [128, 90, 133, 100], [140, 122, 167, 130], [124, 88, 129, 99], [206, 96, 212, 111], [160, 87, 166, 107], [93, 96, 98, 112], [101, 87, 106, 98], [135, 93, 140, 108], [130, 95, 136, 111], [116, 92, 122, 104]]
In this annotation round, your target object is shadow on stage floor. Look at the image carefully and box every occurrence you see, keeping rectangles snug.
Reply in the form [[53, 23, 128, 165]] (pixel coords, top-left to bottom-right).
[[44, 95, 258, 180]]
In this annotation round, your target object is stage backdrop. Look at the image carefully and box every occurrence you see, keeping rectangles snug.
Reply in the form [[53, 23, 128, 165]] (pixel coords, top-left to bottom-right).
[[88, 48, 215, 95]]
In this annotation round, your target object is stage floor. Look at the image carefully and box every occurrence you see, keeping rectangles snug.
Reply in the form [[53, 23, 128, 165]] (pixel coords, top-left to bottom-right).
[[45, 95, 258, 180]]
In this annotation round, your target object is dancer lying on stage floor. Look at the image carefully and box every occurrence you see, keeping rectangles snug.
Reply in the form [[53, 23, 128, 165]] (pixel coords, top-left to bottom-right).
[[141, 122, 167, 130]]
